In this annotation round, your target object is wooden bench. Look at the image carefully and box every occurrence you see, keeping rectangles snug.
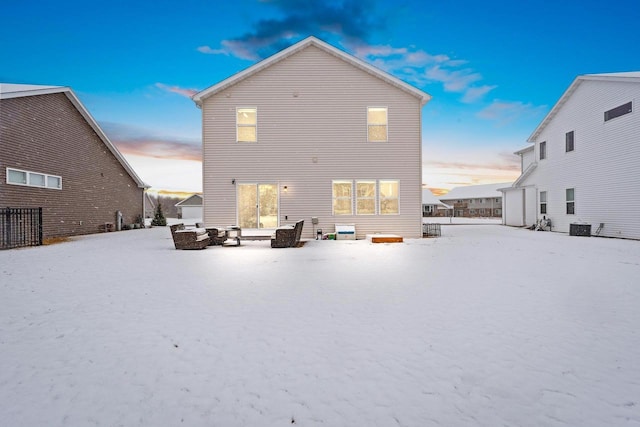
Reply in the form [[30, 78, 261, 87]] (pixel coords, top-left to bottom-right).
[[271, 219, 304, 248], [169, 224, 210, 250]]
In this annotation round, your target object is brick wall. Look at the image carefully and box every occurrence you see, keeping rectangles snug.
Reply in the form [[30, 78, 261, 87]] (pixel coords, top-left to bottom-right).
[[0, 93, 144, 239]]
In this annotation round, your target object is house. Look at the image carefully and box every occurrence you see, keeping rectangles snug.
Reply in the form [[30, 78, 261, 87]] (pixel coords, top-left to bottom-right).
[[175, 194, 203, 219], [421, 188, 451, 217], [501, 72, 640, 239], [439, 183, 509, 217], [0, 83, 148, 239], [192, 36, 431, 239]]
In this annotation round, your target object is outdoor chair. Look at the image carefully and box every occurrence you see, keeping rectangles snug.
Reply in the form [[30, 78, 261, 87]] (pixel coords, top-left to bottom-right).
[[271, 219, 304, 248], [170, 223, 210, 250]]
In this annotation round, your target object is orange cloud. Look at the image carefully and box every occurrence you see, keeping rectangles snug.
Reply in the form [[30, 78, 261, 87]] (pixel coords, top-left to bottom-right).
[[155, 83, 199, 98], [113, 139, 201, 161]]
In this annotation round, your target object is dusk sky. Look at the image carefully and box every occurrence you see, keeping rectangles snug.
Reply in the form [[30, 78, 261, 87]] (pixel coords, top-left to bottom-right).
[[2, 0, 639, 195]]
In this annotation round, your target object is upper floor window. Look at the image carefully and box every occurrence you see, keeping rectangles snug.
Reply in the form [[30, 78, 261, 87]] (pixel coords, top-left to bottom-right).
[[566, 188, 575, 215], [6, 168, 62, 189], [367, 107, 388, 142], [566, 131, 575, 152], [540, 141, 547, 160], [356, 181, 376, 215], [237, 107, 257, 142], [604, 101, 632, 122], [379, 180, 399, 214], [540, 191, 547, 214]]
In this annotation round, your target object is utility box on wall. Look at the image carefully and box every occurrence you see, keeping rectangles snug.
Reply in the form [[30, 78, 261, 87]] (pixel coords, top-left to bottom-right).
[[570, 223, 591, 236], [335, 224, 356, 240]]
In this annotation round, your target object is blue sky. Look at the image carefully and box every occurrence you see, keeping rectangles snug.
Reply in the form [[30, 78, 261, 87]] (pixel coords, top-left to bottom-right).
[[2, 0, 639, 194]]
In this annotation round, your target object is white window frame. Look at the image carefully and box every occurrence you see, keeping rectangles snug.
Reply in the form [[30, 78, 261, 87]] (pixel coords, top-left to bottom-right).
[[565, 131, 575, 153], [332, 180, 353, 216], [540, 191, 547, 215], [566, 188, 575, 215], [6, 167, 62, 190], [236, 107, 257, 143], [379, 180, 400, 215], [367, 107, 388, 142], [540, 141, 547, 160], [355, 180, 377, 215]]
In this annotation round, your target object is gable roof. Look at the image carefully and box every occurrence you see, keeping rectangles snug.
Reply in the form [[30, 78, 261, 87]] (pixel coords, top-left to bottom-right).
[[440, 182, 512, 200], [192, 36, 432, 107], [422, 188, 450, 208], [528, 72, 640, 142], [0, 83, 148, 189], [175, 194, 203, 207]]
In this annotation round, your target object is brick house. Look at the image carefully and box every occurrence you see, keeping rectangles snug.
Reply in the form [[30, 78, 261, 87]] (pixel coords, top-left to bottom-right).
[[0, 84, 148, 239]]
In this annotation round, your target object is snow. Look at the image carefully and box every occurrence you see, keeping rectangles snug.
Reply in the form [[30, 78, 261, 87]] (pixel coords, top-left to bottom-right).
[[1, 225, 639, 427]]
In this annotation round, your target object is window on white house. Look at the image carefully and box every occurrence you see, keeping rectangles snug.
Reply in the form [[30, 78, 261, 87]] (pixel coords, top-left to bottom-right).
[[367, 107, 388, 142], [6, 168, 62, 189], [540, 191, 547, 214], [237, 107, 257, 142], [356, 181, 376, 215], [332, 180, 353, 215], [379, 180, 399, 214], [566, 188, 575, 215], [540, 141, 547, 160], [604, 101, 632, 121], [566, 131, 575, 152]]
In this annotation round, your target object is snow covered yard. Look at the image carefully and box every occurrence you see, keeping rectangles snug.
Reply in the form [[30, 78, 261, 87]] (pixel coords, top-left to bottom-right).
[[1, 225, 639, 427]]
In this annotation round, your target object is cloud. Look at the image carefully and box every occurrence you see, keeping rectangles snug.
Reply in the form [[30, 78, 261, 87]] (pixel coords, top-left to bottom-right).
[[477, 100, 547, 125], [155, 83, 199, 98], [197, 0, 495, 103], [101, 122, 201, 161], [198, 0, 384, 60]]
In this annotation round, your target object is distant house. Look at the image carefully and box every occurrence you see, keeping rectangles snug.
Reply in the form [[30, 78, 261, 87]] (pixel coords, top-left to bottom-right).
[[192, 36, 431, 239], [175, 194, 203, 219], [501, 72, 640, 239], [0, 83, 148, 239], [421, 188, 451, 217], [439, 183, 509, 218]]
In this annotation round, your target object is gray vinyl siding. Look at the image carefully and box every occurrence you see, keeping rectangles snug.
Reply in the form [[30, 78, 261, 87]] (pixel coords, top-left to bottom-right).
[[202, 45, 424, 238], [520, 79, 640, 239]]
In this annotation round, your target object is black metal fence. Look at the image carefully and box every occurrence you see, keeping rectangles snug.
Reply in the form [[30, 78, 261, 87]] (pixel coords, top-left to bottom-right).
[[1, 207, 43, 249], [422, 223, 441, 237]]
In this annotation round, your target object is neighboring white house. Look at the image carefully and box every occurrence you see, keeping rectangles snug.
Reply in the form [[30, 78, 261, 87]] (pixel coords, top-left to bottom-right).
[[439, 183, 510, 217], [192, 36, 431, 239], [175, 194, 203, 219], [501, 72, 640, 239], [421, 188, 451, 217]]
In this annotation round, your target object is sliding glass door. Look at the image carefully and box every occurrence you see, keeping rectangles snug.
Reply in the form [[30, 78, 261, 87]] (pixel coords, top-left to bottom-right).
[[237, 183, 278, 229]]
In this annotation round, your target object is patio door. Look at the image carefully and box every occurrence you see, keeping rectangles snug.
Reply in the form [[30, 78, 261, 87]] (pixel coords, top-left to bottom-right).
[[237, 183, 278, 229]]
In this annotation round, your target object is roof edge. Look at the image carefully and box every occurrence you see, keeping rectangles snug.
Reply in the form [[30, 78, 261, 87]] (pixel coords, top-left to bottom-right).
[[192, 36, 431, 106]]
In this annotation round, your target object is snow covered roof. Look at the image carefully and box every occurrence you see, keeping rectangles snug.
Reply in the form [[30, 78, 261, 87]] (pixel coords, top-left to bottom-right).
[[440, 182, 512, 200], [0, 83, 148, 189], [175, 194, 203, 207], [421, 189, 450, 208], [528, 71, 640, 142], [192, 36, 432, 107]]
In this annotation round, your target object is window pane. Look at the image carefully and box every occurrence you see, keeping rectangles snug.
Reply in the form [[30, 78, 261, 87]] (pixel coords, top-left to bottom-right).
[[605, 101, 632, 121], [29, 173, 45, 187], [566, 188, 574, 201], [8, 169, 27, 184], [357, 199, 375, 215], [567, 202, 575, 215], [47, 176, 61, 189], [368, 125, 387, 142], [368, 107, 387, 124], [333, 182, 352, 197], [380, 199, 399, 215], [540, 191, 547, 202], [356, 182, 375, 197], [237, 108, 256, 125], [380, 181, 398, 198], [238, 126, 257, 142], [333, 181, 352, 215], [333, 199, 352, 215]]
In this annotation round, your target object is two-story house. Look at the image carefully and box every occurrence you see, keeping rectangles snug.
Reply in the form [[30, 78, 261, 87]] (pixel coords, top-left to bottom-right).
[[501, 72, 640, 239], [192, 37, 431, 239], [439, 183, 509, 218], [0, 84, 148, 241]]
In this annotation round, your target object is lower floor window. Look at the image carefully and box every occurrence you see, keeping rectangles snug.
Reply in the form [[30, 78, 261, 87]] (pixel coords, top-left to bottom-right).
[[332, 179, 400, 215], [540, 191, 547, 214], [6, 168, 62, 189]]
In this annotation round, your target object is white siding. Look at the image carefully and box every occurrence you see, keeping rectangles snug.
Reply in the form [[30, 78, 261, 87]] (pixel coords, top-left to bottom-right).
[[503, 188, 525, 226], [521, 147, 535, 170], [201, 45, 424, 238], [519, 79, 640, 239]]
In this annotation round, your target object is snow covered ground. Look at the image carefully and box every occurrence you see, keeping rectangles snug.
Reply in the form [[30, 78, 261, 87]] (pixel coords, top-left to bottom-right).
[[1, 225, 639, 427]]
